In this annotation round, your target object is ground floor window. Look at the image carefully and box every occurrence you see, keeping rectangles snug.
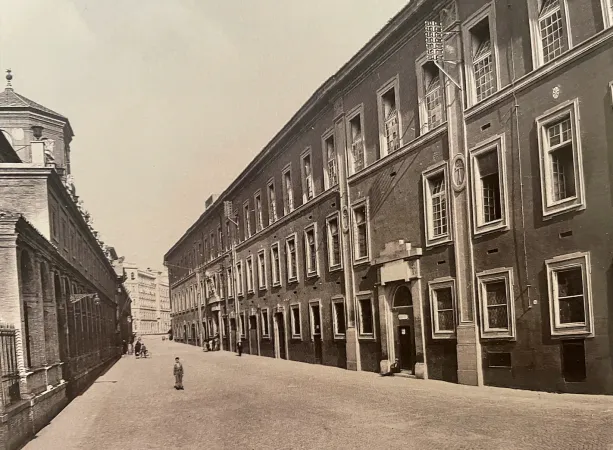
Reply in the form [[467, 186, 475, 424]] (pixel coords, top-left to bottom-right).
[[290, 304, 301, 339], [261, 309, 270, 337], [357, 294, 374, 337], [477, 268, 515, 339], [332, 298, 346, 337], [240, 313, 246, 338], [428, 278, 456, 339]]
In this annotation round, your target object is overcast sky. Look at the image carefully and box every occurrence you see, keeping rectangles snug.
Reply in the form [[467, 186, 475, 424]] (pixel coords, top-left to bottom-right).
[[0, 0, 408, 270]]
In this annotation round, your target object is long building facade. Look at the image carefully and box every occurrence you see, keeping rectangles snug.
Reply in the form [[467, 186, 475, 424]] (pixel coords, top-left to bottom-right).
[[122, 263, 170, 335], [165, 0, 613, 394], [0, 75, 127, 448]]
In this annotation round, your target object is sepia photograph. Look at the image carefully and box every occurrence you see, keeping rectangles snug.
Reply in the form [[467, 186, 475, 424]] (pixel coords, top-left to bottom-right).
[[0, 0, 612, 449]]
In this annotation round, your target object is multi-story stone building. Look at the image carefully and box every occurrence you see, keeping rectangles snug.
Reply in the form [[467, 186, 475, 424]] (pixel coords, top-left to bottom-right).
[[165, 0, 613, 394], [123, 263, 170, 335], [0, 73, 125, 448]]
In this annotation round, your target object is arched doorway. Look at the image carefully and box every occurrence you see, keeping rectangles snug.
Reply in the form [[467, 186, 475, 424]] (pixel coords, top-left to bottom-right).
[[392, 285, 416, 373]]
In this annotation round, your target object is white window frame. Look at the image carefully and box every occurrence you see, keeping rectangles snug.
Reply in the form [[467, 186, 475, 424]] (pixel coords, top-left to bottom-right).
[[270, 242, 281, 287], [528, 0, 572, 69], [243, 200, 251, 240], [257, 249, 267, 290], [245, 255, 254, 294], [290, 303, 302, 339], [304, 223, 319, 278], [285, 233, 299, 283], [217, 226, 223, 256], [477, 268, 516, 340], [603, 0, 613, 28], [267, 178, 278, 225], [416, 52, 446, 133], [260, 308, 270, 338], [352, 198, 371, 265], [331, 296, 346, 339], [240, 311, 246, 339], [422, 162, 452, 247], [535, 99, 585, 219], [254, 190, 263, 232], [357, 291, 376, 339], [469, 134, 509, 236], [546, 252, 594, 338], [326, 212, 343, 271], [309, 299, 323, 341], [301, 147, 315, 203], [282, 164, 294, 215], [376, 75, 402, 157], [428, 277, 457, 339], [346, 104, 366, 175], [322, 127, 339, 190], [226, 267, 234, 299], [236, 260, 244, 297]]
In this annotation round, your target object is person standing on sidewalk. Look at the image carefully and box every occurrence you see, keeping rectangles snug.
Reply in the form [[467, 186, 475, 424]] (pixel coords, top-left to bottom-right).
[[174, 357, 184, 390], [236, 340, 243, 357]]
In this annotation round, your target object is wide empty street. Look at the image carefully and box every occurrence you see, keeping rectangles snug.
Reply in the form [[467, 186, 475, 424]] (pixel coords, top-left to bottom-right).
[[25, 338, 613, 450]]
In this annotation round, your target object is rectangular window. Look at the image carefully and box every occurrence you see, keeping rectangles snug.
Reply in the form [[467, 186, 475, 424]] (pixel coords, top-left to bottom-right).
[[282, 166, 294, 215], [271, 243, 281, 286], [236, 261, 244, 296], [377, 78, 401, 156], [326, 214, 342, 269], [477, 268, 515, 339], [225, 221, 231, 251], [422, 164, 451, 246], [290, 304, 301, 339], [536, 100, 585, 218], [304, 225, 318, 277], [470, 135, 508, 235], [246, 256, 254, 293], [227, 267, 234, 298], [358, 295, 374, 336], [240, 312, 246, 338], [332, 298, 346, 337], [347, 107, 365, 174], [218, 226, 223, 256], [210, 232, 215, 261], [254, 191, 263, 232], [267, 179, 278, 224], [261, 309, 270, 337], [353, 202, 370, 262], [309, 301, 322, 338], [429, 278, 456, 339], [546, 252, 593, 338], [51, 208, 58, 239], [243, 201, 251, 240], [469, 17, 496, 103], [301, 150, 314, 202], [603, 0, 613, 28], [323, 131, 338, 189], [529, 0, 570, 68], [286, 234, 298, 283], [418, 60, 445, 132], [257, 250, 267, 290]]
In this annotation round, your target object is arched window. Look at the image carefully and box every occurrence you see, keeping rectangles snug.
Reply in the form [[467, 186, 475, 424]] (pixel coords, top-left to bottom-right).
[[393, 285, 412, 308]]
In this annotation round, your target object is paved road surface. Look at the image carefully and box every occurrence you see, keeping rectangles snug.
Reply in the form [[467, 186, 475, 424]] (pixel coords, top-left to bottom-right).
[[24, 337, 613, 450]]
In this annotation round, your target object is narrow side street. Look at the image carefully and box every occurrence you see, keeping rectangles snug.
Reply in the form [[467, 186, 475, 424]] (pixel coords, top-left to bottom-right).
[[24, 338, 613, 450]]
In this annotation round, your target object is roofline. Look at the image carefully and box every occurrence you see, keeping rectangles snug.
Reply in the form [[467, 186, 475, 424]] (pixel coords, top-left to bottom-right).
[[164, 0, 428, 260]]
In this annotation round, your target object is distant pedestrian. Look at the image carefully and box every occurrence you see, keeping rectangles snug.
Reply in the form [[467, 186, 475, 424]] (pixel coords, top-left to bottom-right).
[[173, 357, 184, 390], [134, 340, 142, 358], [122, 340, 128, 355], [237, 340, 243, 357]]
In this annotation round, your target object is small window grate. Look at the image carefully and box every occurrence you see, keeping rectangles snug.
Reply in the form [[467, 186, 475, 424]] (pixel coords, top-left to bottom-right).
[[487, 351, 512, 368]]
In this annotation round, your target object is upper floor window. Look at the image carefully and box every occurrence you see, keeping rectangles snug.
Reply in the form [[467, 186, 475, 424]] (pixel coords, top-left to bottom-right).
[[536, 100, 585, 218], [352, 201, 370, 263], [282, 166, 294, 215], [243, 200, 251, 240], [422, 163, 451, 247], [603, 0, 613, 28], [246, 256, 254, 294], [217, 226, 223, 256], [225, 221, 232, 251], [286, 234, 298, 283], [271, 243, 281, 286], [267, 179, 277, 224], [420, 61, 445, 132], [529, 0, 570, 68], [236, 261, 244, 296], [470, 135, 509, 235], [210, 232, 215, 261], [304, 224, 318, 277], [377, 77, 401, 156], [301, 149, 314, 202], [347, 106, 365, 174], [257, 250, 267, 290], [464, 7, 497, 106], [254, 192, 263, 232], [323, 131, 338, 189], [227, 267, 234, 298], [326, 213, 342, 270]]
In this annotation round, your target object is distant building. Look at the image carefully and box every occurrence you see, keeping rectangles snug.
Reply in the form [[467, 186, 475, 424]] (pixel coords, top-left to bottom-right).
[[122, 263, 170, 334], [165, 1, 613, 395], [0, 71, 125, 447]]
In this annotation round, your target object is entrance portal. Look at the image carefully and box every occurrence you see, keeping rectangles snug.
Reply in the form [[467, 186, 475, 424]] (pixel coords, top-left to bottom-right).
[[393, 285, 416, 374], [273, 312, 286, 360]]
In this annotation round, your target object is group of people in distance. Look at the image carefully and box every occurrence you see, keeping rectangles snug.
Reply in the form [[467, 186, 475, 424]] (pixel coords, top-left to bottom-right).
[[134, 338, 148, 358]]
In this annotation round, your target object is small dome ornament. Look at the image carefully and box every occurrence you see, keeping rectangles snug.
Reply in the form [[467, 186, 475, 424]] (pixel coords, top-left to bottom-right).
[[5, 69, 12, 89]]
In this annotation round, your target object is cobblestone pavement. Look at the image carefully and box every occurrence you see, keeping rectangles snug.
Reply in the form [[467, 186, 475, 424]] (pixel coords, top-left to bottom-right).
[[24, 337, 613, 450]]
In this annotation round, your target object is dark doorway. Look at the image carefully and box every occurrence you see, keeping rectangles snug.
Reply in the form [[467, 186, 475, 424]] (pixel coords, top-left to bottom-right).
[[398, 325, 415, 372], [274, 313, 286, 360], [311, 304, 322, 364], [230, 318, 237, 351], [249, 315, 257, 355]]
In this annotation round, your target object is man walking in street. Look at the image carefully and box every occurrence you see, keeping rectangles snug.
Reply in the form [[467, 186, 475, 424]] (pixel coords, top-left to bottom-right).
[[174, 357, 184, 390]]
